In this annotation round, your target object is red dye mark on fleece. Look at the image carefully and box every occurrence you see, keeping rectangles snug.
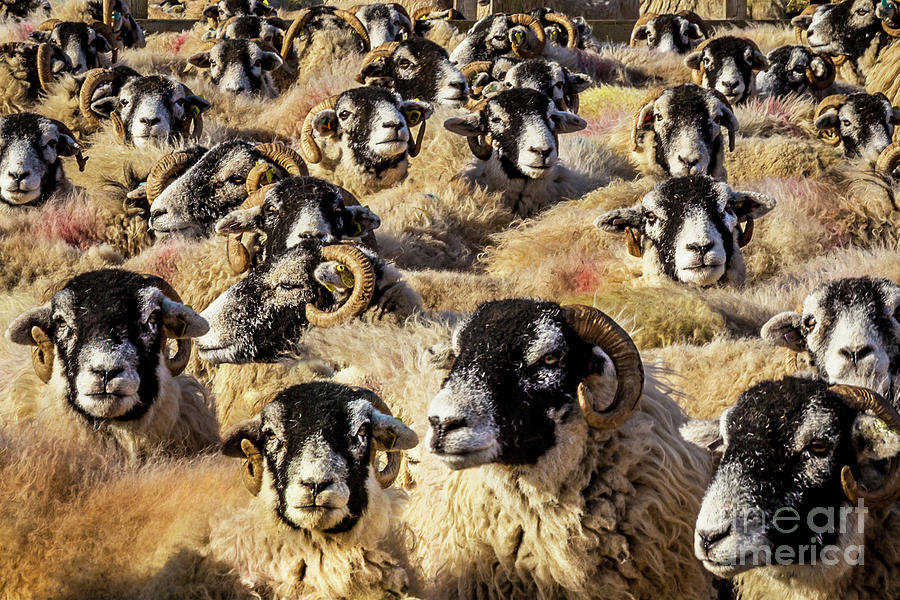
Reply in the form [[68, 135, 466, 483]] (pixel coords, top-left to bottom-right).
[[152, 241, 186, 281], [574, 261, 600, 293], [37, 208, 99, 249], [170, 33, 189, 54]]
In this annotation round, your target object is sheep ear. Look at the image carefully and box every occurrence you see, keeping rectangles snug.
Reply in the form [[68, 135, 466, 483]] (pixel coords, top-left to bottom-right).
[[425, 339, 455, 369], [632, 25, 649, 41], [684, 51, 703, 70], [187, 52, 212, 69], [594, 206, 642, 233], [313, 109, 339, 137], [728, 191, 776, 221], [685, 23, 704, 40], [202, 4, 219, 18], [745, 46, 769, 70], [680, 418, 724, 454], [443, 113, 484, 137], [344, 205, 380, 237], [185, 94, 212, 114], [481, 81, 505, 97], [92, 33, 112, 53], [814, 110, 838, 130], [260, 50, 282, 71], [852, 412, 900, 462], [891, 107, 900, 125], [371, 409, 419, 451], [810, 56, 830, 80], [221, 417, 262, 456], [551, 110, 587, 133], [761, 311, 806, 351], [359, 57, 387, 80], [216, 206, 262, 235], [791, 14, 813, 29], [91, 96, 120, 118], [6, 304, 52, 345], [159, 297, 209, 338], [55, 130, 82, 158], [565, 72, 592, 94], [401, 99, 434, 124], [471, 72, 491, 89]]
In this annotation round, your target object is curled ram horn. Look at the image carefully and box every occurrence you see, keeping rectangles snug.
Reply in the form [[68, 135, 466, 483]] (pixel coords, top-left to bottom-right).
[[677, 10, 709, 39], [224, 186, 268, 274], [36, 42, 55, 93], [50, 119, 88, 171], [146, 150, 193, 204], [103, 0, 114, 27], [509, 13, 546, 59], [357, 387, 405, 488], [219, 15, 240, 36], [280, 9, 313, 59], [876, 142, 900, 178], [300, 94, 340, 164], [305, 244, 376, 328], [814, 94, 847, 146], [563, 304, 644, 430], [459, 60, 493, 98], [355, 41, 400, 84], [36, 17, 61, 31], [629, 12, 657, 47], [334, 9, 371, 50], [79, 68, 116, 127], [689, 38, 713, 85], [830, 384, 900, 510], [807, 52, 836, 90], [144, 275, 193, 376], [793, 3, 819, 44], [543, 11, 579, 48], [411, 1, 442, 20], [625, 226, 643, 257], [246, 142, 307, 192]]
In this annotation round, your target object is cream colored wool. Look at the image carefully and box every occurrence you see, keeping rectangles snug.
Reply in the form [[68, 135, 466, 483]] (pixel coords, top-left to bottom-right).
[[854, 36, 900, 105], [408, 372, 715, 599], [0, 233, 122, 294], [594, 46, 694, 87], [403, 269, 517, 313]]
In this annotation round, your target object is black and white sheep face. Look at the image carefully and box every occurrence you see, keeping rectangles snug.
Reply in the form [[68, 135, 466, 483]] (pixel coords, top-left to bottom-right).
[[91, 76, 211, 147], [87, 0, 146, 49], [0, 0, 49, 19], [149, 141, 283, 237], [5, 269, 207, 422], [313, 87, 433, 172], [762, 278, 900, 398], [203, 0, 273, 22], [633, 84, 737, 179], [0, 113, 81, 207], [803, 0, 882, 61], [485, 59, 591, 112], [633, 14, 705, 54], [196, 242, 323, 363], [29, 22, 111, 73], [756, 45, 833, 99], [215, 176, 380, 256], [359, 38, 468, 107], [427, 299, 611, 469], [223, 383, 417, 532], [683, 377, 897, 579], [595, 176, 776, 287], [444, 88, 585, 179], [814, 93, 900, 159], [354, 3, 412, 47], [685, 37, 768, 104], [188, 39, 282, 97], [7, 42, 73, 100], [219, 15, 288, 48], [449, 14, 539, 66]]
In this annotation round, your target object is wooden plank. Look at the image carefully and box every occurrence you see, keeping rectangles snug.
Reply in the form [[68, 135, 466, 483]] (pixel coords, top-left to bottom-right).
[[130, 0, 149, 19], [724, 0, 748, 18]]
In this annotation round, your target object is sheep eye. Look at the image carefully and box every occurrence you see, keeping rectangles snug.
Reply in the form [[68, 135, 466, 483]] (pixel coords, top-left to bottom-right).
[[175, 98, 185, 106], [398, 58, 412, 69], [53, 315, 68, 329], [793, 64, 805, 73], [277, 281, 302, 290], [808, 439, 830, 455], [355, 425, 367, 443], [228, 175, 245, 185], [646, 211, 658, 224], [490, 116, 502, 124], [46, 139, 57, 148], [856, 8, 868, 14], [541, 353, 561, 366], [647, 35, 656, 43], [554, 81, 563, 88], [253, 59, 261, 67], [804, 315, 817, 330], [339, 110, 351, 119], [146, 310, 159, 325], [713, 115, 721, 124], [655, 114, 663, 122], [841, 119, 851, 127], [209, 59, 217, 67], [120, 99, 128, 106]]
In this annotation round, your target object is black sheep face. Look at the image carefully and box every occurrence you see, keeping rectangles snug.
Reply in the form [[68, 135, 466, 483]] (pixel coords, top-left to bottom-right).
[[488, 59, 591, 111], [203, 0, 273, 22], [222, 382, 417, 532], [685, 36, 769, 104], [5, 269, 207, 422], [220, 15, 288, 49], [448, 14, 541, 66], [633, 13, 705, 54], [215, 175, 381, 257], [187, 39, 283, 97], [762, 277, 900, 399], [813, 93, 900, 159], [683, 377, 900, 579], [29, 22, 111, 74], [804, 0, 882, 61], [354, 3, 412, 48], [756, 45, 833, 98], [426, 299, 611, 469]]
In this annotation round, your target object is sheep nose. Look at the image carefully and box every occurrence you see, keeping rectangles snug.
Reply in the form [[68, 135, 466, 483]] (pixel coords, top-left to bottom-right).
[[530, 146, 552, 159], [93, 366, 124, 385], [429, 415, 467, 435], [840, 345, 874, 365], [227, 86, 246, 93], [383, 120, 404, 130], [448, 80, 466, 90], [140, 116, 161, 126], [721, 80, 739, 91], [677, 155, 699, 168], [697, 524, 731, 557], [302, 479, 334, 497], [149, 206, 167, 221], [687, 241, 715, 255], [8, 170, 29, 182]]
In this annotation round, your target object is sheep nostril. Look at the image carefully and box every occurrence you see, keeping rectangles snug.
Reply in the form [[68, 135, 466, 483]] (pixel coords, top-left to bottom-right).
[[698, 524, 731, 556], [448, 80, 466, 90], [383, 120, 404, 130], [149, 207, 167, 220], [840, 345, 874, 365], [140, 117, 161, 126], [10, 170, 29, 182], [687, 242, 714, 255], [677, 155, 699, 167]]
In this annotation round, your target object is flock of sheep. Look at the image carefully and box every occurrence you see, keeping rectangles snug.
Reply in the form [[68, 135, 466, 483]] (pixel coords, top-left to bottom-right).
[[2, 0, 900, 597]]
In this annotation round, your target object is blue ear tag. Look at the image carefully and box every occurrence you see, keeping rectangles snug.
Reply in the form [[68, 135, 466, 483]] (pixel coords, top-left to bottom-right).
[[139, 181, 146, 187]]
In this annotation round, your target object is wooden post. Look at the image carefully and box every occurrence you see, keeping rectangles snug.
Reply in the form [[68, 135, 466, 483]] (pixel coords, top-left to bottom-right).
[[455, 0, 477, 20], [129, 0, 148, 19], [724, 0, 747, 18]]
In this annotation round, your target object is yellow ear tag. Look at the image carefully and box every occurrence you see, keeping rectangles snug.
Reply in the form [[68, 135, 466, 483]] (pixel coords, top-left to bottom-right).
[[190, 105, 201, 116], [336, 264, 355, 289], [265, 167, 275, 183], [406, 109, 421, 125], [350, 220, 363, 236], [324, 283, 336, 293], [550, 30, 557, 40], [167, 316, 187, 338], [382, 429, 397, 451], [513, 31, 524, 44]]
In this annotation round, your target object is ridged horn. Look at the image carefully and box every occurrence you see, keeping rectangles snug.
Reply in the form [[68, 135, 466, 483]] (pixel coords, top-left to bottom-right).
[[625, 226, 643, 257], [355, 41, 400, 83], [146, 150, 193, 204], [563, 304, 644, 430], [334, 8, 370, 51], [145, 276, 193, 376], [544, 11, 579, 48], [794, 4, 819, 44], [79, 68, 116, 127], [300, 94, 339, 164], [814, 94, 847, 146], [36, 43, 55, 92], [36, 18, 61, 31], [630, 12, 657, 46], [876, 142, 900, 177], [807, 52, 836, 90], [509, 13, 545, 58], [411, 1, 441, 20], [677, 10, 709, 39], [280, 9, 314, 59], [361, 388, 404, 488], [690, 38, 713, 85], [247, 142, 307, 192], [103, 0, 114, 26], [305, 244, 376, 328]]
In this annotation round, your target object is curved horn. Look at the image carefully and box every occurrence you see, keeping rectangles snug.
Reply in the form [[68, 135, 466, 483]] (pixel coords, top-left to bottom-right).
[[305, 244, 376, 328], [543, 11, 579, 48], [146, 150, 192, 204], [631, 99, 655, 151], [411, 1, 441, 20], [509, 13, 546, 58], [563, 304, 644, 430], [36, 43, 55, 92], [30, 325, 54, 383], [807, 52, 836, 90], [218, 15, 240, 36], [78, 68, 116, 127], [333, 9, 371, 52], [876, 142, 900, 178], [144, 276, 193, 376], [690, 38, 713, 85], [677, 10, 709, 39], [355, 41, 400, 83], [36, 18, 61, 31], [50, 119, 87, 171], [794, 3, 819, 44], [362, 389, 404, 488], [247, 142, 308, 192], [625, 226, 643, 257], [280, 9, 313, 59], [299, 94, 339, 164], [630, 12, 657, 46], [103, 0, 114, 26], [830, 384, 900, 510], [814, 94, 847, 146]]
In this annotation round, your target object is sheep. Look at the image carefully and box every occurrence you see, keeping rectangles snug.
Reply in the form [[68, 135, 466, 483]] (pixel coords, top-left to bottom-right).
[[0, 41, 74, 113], [813, 92, 900, 159], [755, 45, 861, 100], [352, 2, 413, 48], [473, 58, 592, 113], [298, 86, 433, 194], [526, 7, 598, 50], [411, 4, 466, 39], [594, 175, 776, 287], [3, 268, 219, 458], [215, 14, 290, 49], [0, 112, 86, 212], [79, 68, 211, 146], [202, 0, 274, 28], [685, 36, 770, 105], [629, 83, 739, 179], [187, 38, 284, 97], [761, 276, 900, 403], [449, 12, 548, 66], [683, 377, 900, 600], [0, 0, 49, 19], [355, 38, 469, 108], [28, 19, 114, 74], [443, 88, 617, 217], [279, 6, 370, 73], [629, 10, 709, 53], [204, 382, 421, 598], [53, 0, 146, 50], [416, 299, 715, 598], [144, 141, 307, 239]]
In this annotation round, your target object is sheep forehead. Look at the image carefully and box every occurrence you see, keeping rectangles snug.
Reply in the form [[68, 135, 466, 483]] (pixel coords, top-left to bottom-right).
[[394, 45, 418, 64], [124, 76, 182, 101], [524, 314, 566, 365], [793, 401, 841, 453], [805, 278, 892, 322], [704, 36, 750, 60], [0, 113, 49, 140], [213, 39, 253, 63], [844, 94, 891, 123], [656, 86, 711, 119], [654, 176, 726, 215], [199, 141, 257, 175]]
